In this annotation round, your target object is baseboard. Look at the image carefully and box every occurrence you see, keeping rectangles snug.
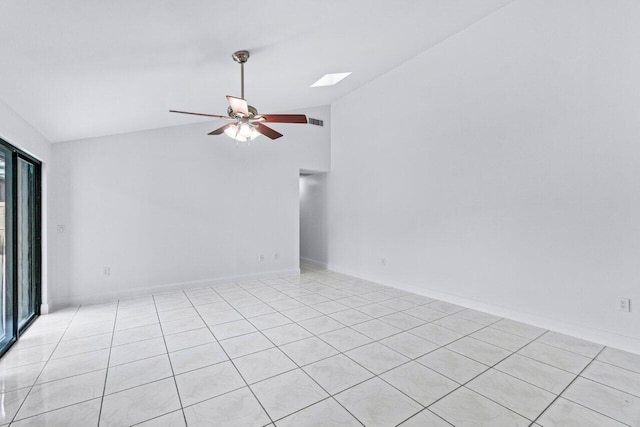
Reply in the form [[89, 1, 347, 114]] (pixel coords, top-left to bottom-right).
[[300, 257, 328, 268], [57, 268, 301, 308], [325, 262, 640, 355], [40, 301, 52, 315]]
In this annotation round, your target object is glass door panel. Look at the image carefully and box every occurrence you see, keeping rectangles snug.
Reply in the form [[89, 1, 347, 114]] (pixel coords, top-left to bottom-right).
[[0, 145, 15, 354], [0, 138, 41, 359], [17, 158, 37, 328]]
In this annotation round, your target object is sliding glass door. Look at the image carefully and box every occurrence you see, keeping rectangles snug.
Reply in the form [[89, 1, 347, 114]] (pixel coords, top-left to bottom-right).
[[0, 145, 15, 354], [17, 157, 39, 327], [0, 139, 41, 358]]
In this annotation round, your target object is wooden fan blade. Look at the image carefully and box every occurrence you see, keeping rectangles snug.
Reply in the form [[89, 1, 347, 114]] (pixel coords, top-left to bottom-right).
[[169, 110, 230, 119], [256, 123, 283, 140], [261, 114, 307, 124], [226, 96, 249, 116], [208, 123, 232, 135]]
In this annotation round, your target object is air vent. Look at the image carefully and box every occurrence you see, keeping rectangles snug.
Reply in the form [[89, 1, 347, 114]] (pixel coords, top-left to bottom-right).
[[308, 118, 324, 127]]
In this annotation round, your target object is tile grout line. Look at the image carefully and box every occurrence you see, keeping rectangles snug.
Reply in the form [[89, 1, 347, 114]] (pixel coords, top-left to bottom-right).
[[528, 346, 605, 426], [529, 346, 632, 427], [596, 359, 640, 376], [395, 409, 454, 427], [13, 267, 633, 426], [9, 397, 103, 425], [151, 293, 190, 426], [401, 326, 554, 425], [528, 336, 602, 358], [211, 275, 502, 424], [127, 409, 183, 427], [4, 273, 432, 423], [141, 280, 637, 427], [420, 329, 625, 426], [45, 335, 113, 360], [486, 336, 618, 396], [560, 376, 636, 425], [412, 319, 624, 390], [227, 277, 510, 424], [393, 327, 530, 424], [287, 275, 485, 425], [208, 283, 340, 425], [180, 289, 278, 426], [509, 345, 600, 378], [8, 305, 81, 424], [0, 284, 516, 427], [577, 374, 640, 400], [211, 282, 368, 426], [96, 300, 120, 427]]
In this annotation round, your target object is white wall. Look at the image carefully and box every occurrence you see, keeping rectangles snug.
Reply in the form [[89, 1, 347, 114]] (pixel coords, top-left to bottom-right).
[[0, 98, 53, 311], [50, 105, 330, 305], [0, 98, 51, 162], [299, 173, 327, 266], [326, 0, 640, 352]]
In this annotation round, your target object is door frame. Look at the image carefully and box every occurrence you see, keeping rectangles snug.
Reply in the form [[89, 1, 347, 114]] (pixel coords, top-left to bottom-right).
[[0, 137, 42, 358]]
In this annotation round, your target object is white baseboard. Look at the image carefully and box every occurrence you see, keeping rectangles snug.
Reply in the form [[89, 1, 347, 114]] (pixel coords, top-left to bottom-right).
[[40, 302, 52, 315], [56, 268, 301, 308], [300, 257, 328, 268], [326, 262, 640, 355]]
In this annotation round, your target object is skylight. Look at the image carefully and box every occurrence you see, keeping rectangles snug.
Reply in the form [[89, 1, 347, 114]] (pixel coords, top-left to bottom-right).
[[310, 72, 352, 87]]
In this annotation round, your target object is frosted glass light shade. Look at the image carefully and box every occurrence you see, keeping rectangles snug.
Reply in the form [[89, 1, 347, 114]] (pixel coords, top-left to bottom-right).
[[225, 123, 260, 141]]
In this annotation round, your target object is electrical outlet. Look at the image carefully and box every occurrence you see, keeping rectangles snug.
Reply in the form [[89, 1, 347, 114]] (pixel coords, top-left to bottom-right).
[[381, 257, 386, 265], [259, 254, 264, 262], [103, 267, 111, 277], [617, 297, 630, 312]]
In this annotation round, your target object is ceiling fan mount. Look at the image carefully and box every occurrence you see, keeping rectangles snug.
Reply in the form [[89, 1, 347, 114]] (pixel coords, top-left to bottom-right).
[[170, 50, 307, 142], [231, 50, 250, 64]]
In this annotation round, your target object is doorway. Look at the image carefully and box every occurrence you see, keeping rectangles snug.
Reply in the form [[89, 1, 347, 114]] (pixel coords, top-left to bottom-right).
[[299, 171, 327, 269], [0, 138, 41, 358]]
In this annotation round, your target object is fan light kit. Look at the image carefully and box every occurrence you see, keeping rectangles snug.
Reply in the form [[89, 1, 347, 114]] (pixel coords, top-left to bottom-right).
[[170, 50, 308, 143]]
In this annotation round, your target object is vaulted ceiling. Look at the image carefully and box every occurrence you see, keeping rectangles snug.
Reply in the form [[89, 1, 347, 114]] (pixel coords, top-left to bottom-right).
[[0, 0, 512, 142]]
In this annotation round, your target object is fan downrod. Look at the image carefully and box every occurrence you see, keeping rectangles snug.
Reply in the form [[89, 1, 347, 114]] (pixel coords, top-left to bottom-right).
[[232, 50, 250, 99]]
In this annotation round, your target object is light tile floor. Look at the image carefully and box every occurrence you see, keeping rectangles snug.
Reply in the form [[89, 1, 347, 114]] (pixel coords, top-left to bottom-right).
[[1, 264, 639, 426]]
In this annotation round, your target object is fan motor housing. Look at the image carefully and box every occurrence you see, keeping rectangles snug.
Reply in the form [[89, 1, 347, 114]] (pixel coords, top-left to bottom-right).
[[227, 105, 258, 119]]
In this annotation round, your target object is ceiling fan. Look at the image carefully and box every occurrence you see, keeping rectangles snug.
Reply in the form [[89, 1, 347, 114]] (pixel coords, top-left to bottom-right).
[[170, 50, 307, 142]]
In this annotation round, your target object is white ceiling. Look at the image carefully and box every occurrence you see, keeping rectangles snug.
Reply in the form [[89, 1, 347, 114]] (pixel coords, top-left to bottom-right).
[[0, 0, 512, 142]]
